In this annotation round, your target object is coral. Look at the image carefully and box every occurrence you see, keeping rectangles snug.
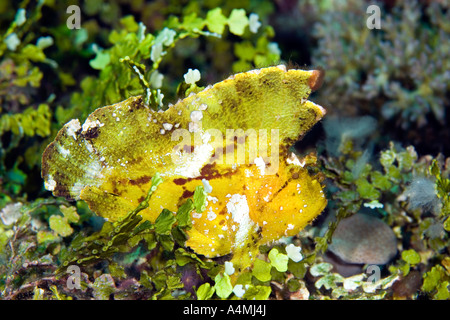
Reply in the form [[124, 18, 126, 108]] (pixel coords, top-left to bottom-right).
[[322, 116, 377, 157], [328, 212, 397, 265], [403, 177, 440, 214], [311, 0, 450, 153]]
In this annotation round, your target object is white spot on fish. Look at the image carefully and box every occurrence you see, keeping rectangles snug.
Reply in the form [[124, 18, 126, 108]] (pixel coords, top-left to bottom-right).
[[190, 110, 203, 122], [65, 119, 81, 141], [226, 194, 255, 248]]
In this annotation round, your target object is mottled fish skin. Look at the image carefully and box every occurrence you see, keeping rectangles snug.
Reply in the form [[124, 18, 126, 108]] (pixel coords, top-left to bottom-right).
[[41, 66, 327, 268]]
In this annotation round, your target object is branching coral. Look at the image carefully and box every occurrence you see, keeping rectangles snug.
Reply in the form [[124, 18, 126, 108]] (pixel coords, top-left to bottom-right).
[[311, 0, 449, 132]]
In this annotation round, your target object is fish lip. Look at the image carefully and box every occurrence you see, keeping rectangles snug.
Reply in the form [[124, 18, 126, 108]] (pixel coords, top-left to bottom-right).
[[308, 68, 325, 92], [316, 103, 327, 119]]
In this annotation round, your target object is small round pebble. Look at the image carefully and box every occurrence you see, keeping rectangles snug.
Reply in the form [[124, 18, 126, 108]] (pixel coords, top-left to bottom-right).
[[328, 213, 397, 265]]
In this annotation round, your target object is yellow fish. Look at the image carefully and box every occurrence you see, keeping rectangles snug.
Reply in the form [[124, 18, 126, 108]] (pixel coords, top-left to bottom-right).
[[41, 65, 327, 273]]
